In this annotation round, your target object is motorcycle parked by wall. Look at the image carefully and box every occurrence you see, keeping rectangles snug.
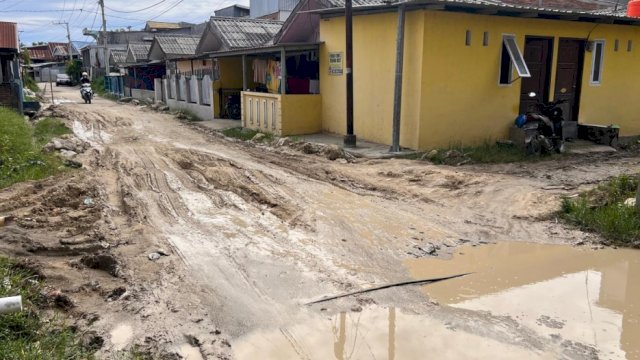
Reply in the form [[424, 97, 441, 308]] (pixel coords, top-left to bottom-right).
[[80, 84, 93, 104], [516, 92, 566, 155]]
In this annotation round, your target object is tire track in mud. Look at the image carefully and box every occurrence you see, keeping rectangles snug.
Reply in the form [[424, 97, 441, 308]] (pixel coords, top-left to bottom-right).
[[49, 98, 637, 357]]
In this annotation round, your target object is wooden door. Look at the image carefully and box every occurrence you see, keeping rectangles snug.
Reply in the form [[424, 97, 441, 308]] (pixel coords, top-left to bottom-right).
[[554, 39, 585, 122], [520, 37, 553, 114]]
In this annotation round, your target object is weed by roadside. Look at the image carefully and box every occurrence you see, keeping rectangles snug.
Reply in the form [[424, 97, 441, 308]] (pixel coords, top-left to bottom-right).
[[173, 109, 203, 122], [91, 77, 119, 101], [33, 118, 73, 146], [425, 141, 555, 165], [0, 257, 94, 359], [0, 107, 67, 189], [23, 74, 40, 94], [561, 175, 640, 248], [222, 127, 274, 142], [93, 76, 106, 95]]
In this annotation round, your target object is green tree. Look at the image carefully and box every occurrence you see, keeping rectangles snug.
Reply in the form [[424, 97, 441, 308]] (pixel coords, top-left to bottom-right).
[[65, 60, 83, 83], [21, 48, 31, 65]]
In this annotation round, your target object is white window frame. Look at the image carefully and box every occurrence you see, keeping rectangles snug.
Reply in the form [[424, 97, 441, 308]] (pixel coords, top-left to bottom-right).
[[498, 37, 514, 86], [590, 40, 605, 85], [503, 34, 531, 78]]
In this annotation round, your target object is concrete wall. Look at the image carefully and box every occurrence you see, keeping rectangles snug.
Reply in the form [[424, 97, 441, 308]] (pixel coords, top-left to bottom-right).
[[125, 87, 155, 101], [320, 11, 424, 149], [319, 9, 640, 150], [280, 94, 322, 135], [242, 91, 322, 135], [161, 76, 214, 120], [420, 10, 640, 148]]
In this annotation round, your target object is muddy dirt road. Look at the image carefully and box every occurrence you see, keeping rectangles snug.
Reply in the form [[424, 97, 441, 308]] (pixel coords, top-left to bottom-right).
[[2, 86, 640, 359]]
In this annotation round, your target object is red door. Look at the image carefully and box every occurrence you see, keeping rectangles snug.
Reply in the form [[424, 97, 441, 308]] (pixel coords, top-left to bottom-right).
[[554, 39, 586, 122]]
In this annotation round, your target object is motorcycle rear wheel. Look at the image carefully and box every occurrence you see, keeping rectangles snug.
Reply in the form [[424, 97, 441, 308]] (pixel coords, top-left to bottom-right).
[[526, 138, 542, 156]]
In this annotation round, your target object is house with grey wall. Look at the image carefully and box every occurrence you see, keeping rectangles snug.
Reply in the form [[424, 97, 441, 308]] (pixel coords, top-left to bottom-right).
[[250, 0, 300, 20]]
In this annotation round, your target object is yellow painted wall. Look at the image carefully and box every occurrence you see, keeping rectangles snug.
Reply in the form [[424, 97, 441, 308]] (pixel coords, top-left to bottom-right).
[[420, 11, 640, 148], [320, 11, 424, 149], [320, 9, 640, 149], [281, 94, 322, 135], [213, 57, 245, 117], [241, 92, 322, 135]]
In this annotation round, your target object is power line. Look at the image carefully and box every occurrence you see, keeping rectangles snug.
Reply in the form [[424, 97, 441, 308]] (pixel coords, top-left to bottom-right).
[[129, 0, 185, 27], [0, 9, 79, 13], [105, 0, 168, 13], [60, 0, 66, 21], [73, 0, 89, 22], [68, 0, 79, 22]]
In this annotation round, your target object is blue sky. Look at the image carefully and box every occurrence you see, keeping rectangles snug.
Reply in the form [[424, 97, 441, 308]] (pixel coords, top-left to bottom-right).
[[0, 0, 250, 46]]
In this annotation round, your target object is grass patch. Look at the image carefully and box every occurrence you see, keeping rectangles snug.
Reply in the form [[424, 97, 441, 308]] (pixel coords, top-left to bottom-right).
[[33, 118, 72, 146], [561, 174, 640, 248], [0, 257, 95, 359], [222, 127, 274, 142], [23, 75, 40, 94], [91, 77, 118, 101], [426, 141, 555, 165], [93, 76, 106, 95], [0, 107, 67, 189]]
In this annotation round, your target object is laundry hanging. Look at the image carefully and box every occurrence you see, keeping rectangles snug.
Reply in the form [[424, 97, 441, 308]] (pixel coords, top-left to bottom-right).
[[252, 59, 268, 84], [266, 60, 281, 94]]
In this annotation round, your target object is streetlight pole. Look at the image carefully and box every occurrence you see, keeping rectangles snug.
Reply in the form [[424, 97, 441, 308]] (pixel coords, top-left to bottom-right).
[[343, 0, 356, 148]]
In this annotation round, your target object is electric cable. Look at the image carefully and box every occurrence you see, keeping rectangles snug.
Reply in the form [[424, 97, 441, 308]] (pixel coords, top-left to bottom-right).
[[105, 0, 167, 13]]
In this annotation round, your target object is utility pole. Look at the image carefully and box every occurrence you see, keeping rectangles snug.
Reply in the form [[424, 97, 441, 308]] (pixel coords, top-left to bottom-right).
[[343, 0, 356, 148], [53, 21, 72, 62], [98, 0, 109, 75]]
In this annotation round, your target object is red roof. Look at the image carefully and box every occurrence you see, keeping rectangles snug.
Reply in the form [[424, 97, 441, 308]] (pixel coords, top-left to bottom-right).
[[25, 42, 71, 61], [0, 21, 18, 50], [28, 48, 51, 60]]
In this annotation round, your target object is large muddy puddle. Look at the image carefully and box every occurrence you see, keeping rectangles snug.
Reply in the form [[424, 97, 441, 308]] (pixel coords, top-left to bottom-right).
[[233, 242, 640, 359]]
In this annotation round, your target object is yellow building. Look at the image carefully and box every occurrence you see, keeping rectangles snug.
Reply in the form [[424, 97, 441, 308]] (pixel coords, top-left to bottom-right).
[[316, 1, 640, 150]]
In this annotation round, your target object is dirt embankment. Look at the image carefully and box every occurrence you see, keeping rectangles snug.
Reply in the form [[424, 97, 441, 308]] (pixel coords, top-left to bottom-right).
[[3, 86, 640, 359]]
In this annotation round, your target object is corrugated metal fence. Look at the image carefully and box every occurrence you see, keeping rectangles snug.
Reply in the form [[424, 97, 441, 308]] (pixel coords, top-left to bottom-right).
[[104, 75, 124, 98]]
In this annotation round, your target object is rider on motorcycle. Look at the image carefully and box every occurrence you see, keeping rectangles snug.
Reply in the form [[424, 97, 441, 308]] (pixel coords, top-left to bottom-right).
[[80, 72, 90, 85]]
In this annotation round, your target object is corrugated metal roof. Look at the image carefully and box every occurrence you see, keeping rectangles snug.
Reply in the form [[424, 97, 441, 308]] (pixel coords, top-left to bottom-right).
[[210, 17, 283, 50], [27, 49, 51, 60], [129, 43, 151, 60], [317, 0, 639, 21], [322, 0, 387, 6], [500, 0, 625, 11], [155, 35, 200, 56], [51, 44, 80, 57], [110, 49, 128, 65], [0, 21, 18, 50]]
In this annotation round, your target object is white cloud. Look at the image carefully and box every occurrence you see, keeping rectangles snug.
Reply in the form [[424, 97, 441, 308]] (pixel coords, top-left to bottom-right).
[[4, 0, 251, 44]]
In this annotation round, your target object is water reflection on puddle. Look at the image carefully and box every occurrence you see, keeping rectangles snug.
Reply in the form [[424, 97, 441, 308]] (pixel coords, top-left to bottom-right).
[[407, 242, 640, 360], [233, 307, 549, 360], [234, 243, 640, 360]]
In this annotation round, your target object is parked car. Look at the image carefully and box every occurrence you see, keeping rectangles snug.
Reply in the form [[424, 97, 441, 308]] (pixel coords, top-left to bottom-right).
[[56, 74, 72, 86]]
